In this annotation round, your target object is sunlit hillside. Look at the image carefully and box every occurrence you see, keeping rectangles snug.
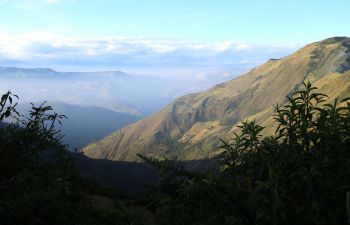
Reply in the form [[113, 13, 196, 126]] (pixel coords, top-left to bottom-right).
[[84, 37, 350, 161]]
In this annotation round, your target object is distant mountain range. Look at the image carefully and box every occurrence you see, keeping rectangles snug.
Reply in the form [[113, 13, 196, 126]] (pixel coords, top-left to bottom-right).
[[0, 66, 240, 116], [15, 102, 141, 150], [83, 37, 350, 161], [0, 65, 241, 150]]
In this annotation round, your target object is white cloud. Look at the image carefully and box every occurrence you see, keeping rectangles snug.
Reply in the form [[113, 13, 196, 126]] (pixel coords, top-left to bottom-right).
[[45, 0, 60, 3], [194, 72, 206, 81], [222, 72, 230, 77], [0, 0, 71, 9], [0, 31, 300, 73]]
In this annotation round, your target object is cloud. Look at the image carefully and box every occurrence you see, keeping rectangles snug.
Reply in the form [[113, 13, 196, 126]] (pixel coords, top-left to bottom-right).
[[0, 0, 71, 9], [0, 0, 60, 4], [0, 31, 301, 73], [45, 0, 61, 3]]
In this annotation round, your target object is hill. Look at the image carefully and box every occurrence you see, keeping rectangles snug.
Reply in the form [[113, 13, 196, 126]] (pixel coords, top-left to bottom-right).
[[15, 102, 141, 150], [83, 37, 350, 161]]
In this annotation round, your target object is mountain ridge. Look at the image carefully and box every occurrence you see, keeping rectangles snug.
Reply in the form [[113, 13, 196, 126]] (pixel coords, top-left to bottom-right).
[[14, 102, 141, 150], [0, 66, 241, 117], [83, 37, 350, 161]]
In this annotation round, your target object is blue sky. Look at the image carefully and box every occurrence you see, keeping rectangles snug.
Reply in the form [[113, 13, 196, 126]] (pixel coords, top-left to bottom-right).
[[0, 0, 349, 73]]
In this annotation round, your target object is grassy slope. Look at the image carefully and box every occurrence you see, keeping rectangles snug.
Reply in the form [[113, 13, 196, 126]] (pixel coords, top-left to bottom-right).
[[83, 37, 350, 161]]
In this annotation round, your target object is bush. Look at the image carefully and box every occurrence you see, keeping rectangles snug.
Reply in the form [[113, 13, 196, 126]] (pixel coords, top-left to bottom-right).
[[2, 81, 350, 225], [0, 91, 131, 225], [140, 82, 350, 225]]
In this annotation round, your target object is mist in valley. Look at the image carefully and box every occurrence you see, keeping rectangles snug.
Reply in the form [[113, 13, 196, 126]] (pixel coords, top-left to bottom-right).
[[0, 66, 247, 149]]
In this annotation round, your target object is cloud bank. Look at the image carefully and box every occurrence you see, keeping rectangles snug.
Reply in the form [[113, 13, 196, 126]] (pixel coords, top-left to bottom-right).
[[0, 31, 300, 74], [0, 0, 66, 5]]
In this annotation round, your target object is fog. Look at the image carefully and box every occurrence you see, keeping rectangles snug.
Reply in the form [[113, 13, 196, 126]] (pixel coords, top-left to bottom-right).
[[0, 66, 245, 149], [0, 67, 245, 116]]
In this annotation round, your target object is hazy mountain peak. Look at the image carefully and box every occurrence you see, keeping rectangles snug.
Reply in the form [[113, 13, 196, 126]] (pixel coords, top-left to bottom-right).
[[0, 67, 57, 74]]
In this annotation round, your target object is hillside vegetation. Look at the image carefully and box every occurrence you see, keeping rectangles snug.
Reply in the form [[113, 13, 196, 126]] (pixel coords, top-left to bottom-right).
[[0, 92, 137, 225], [2, 82, 350, 224], [136, 81, 350, 225], [83, 37, 350, 161]]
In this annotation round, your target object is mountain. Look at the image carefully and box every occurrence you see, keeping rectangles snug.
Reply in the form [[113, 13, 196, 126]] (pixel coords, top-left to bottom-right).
[[0, 69, 143, 115], [0, 67, 240, 116], [16, 102, 141, 150], [83, 37, 350, 161], [0, 67, 57, 77]]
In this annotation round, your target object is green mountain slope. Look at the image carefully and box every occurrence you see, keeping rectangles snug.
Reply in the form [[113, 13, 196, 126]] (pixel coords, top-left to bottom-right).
[[83, 37, 350, 161]]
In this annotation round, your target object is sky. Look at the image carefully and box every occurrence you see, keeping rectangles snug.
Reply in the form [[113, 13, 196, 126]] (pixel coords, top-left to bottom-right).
[[0, 0, 349, 74]]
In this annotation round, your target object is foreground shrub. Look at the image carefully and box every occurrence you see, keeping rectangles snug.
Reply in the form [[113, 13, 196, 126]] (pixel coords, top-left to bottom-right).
[[0, 92, 131, 225], [140, 82, 350, 225]]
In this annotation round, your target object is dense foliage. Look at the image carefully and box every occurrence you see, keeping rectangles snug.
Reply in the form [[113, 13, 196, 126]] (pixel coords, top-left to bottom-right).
[[1, 81, 350, 224], [0, 92, 133, 225], [139, 82, 350, 225]]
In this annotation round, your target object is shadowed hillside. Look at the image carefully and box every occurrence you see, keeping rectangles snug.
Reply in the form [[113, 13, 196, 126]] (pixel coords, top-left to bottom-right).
[[15, 102, 141, 150], [70, 153, 158, 192], [83, 37, 350, 161]]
